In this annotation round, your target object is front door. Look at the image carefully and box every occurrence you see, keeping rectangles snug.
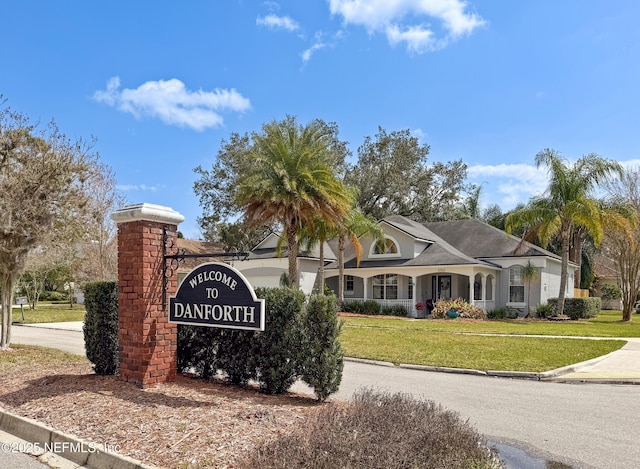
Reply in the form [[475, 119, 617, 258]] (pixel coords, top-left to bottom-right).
[[432, 275, 452, 301]]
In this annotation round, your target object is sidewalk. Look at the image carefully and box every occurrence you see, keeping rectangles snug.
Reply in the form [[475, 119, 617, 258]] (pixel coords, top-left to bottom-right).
[[548, 337, 640, 384], [17, 321, 84, 332]]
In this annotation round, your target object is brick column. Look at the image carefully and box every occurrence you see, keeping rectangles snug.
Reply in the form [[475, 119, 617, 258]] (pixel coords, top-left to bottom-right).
[[111, 203, 184, 388]]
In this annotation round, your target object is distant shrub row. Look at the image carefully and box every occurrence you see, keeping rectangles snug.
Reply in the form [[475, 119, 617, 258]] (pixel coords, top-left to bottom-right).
[[341, 300, 409, 317]]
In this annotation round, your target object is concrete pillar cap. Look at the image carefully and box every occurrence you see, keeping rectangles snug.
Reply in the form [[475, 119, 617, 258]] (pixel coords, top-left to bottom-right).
[[111, 203, 185, 225]]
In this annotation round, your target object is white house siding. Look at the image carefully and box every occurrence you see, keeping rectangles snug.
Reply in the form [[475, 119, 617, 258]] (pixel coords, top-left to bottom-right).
[[298, 258, 319, 294], [236, 265, 286, 290]]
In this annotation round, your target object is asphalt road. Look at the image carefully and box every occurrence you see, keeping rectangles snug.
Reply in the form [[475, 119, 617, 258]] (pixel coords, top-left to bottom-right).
[[10, 325, 640, 468], [321, 360, 639, 469]]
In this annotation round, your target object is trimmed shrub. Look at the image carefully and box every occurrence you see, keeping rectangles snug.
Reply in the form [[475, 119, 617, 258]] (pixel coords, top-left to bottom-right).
[[177, 325, 222, 379], [341, 300, 381, 315], [380, 304, 409, 317], [83, 282, 118, 375], [252, 287, 305, 394], [431, 298, 487, 320], [217, 328, 256, 385], [301, 294, 344, 401], [239, 388, 502, 469], [600, 284, 622, 300], [487, 308, 507, 319], [535, 303, 554, 319], [39, 291, 67, 302], [177, 286, 343, 398], [547, 297, 602, 319], [361, 299, 382, 315]]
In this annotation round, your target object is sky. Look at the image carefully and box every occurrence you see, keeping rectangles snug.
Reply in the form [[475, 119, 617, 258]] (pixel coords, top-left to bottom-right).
[[2, 0, 640, 239]]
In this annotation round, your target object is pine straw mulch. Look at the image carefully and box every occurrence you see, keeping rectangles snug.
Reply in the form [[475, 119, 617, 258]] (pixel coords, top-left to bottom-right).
[[0, 360, 322, 468]]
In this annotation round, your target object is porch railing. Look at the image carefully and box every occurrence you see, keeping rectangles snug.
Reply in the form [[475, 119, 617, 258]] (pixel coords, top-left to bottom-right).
[[472, 300, 495, 311]]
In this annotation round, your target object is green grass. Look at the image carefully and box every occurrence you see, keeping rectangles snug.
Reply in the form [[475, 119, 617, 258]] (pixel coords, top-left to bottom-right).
[[339, 311, 632, 371], [0, 344, 86, 373], [11, 303, 85, 324], [342, 310, 640, 338]]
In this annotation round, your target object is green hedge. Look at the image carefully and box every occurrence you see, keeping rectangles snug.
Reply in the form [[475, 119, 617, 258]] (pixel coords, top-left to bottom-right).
[[342, 300, 408, 316], [547, 297, 602, 319], [178, 287, 344, 400], [83, 282, 119, 375]]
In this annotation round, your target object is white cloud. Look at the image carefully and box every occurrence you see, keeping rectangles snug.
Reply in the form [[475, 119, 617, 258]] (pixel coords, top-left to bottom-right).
[[300, 38, 325, 63], [93, 77, 251, 131], [386, 24, 439, 53], [116, 183, 165, 192], [328, 0, 485, 52], [467, 163, 548, 208], [256, 13, 300, 31]]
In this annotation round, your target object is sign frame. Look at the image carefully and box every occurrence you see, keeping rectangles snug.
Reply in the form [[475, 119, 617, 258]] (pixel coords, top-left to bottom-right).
[[169, 262, 265, 331]]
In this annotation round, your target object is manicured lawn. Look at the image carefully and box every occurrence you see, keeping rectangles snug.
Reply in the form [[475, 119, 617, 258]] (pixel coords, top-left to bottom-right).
[[0, 345, 86, 372], [11, 303, 85, 324], [339, 310, 631, 371], [342, 310, 640, 338]]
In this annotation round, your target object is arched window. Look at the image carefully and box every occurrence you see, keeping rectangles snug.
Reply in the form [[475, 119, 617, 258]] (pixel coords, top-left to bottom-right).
[[373, 238, 399, 255], [473, 274, 482, 300], [509, 266, 525, 303], [485, 275, 494, 301]]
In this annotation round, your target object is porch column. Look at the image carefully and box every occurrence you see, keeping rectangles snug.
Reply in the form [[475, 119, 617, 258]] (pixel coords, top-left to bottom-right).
[[411, 275, 419, 318], [469, 275, 474, 303], [364, 277, 369, 300]]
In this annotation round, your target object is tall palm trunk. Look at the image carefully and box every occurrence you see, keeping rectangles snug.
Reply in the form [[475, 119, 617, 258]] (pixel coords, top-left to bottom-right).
[[318, 240, 325, 294], [557, 224, 571, 317], [287, 222, 298, 288]]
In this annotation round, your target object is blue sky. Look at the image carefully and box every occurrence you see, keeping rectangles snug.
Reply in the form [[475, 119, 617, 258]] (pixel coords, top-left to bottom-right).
[[2, 0, 640, 239]]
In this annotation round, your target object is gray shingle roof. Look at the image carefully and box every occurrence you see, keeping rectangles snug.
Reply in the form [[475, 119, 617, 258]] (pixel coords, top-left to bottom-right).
[[422, 218, 560, 260]]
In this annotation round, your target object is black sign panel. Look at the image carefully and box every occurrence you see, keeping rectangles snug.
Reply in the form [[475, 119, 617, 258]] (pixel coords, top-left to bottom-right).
[[169, 262, 265, 331]]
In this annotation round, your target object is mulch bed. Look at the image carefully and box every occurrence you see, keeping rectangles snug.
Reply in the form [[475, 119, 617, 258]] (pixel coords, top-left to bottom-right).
[[0, 361, 321, 468]]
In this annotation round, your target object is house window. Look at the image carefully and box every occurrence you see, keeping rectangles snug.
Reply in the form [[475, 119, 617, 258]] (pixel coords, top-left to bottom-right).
[[473, 274, 482, 300], [408, 277, 414, 300], [373, 238, 399, 255], [373, 274, 398, 300], [485, 275, 494, 301], [509, 266, 525, 303], [345, 275, 354, 293]]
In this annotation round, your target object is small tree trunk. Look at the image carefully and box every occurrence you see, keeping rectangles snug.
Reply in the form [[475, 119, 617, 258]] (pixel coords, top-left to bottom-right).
[[338, 235, 345, 305], [1, 274, 16, 350]]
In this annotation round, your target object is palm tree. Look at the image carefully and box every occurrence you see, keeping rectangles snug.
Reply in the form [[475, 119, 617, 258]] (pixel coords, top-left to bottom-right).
[[506, 149, 622, 317], [236, 117, 353, 287], [336, 208, 384, 304], [299, 217, 340, 294]]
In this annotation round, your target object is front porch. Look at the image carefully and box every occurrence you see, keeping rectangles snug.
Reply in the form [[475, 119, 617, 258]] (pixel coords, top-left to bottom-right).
[[326, 271, 496, 318]]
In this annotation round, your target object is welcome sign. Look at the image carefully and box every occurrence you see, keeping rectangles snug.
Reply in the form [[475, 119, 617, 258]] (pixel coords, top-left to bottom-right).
[[169, 262, 265, 331]]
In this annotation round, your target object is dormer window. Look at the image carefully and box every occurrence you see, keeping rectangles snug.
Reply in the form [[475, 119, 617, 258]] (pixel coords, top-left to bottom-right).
[[370, 236, 401, 258]]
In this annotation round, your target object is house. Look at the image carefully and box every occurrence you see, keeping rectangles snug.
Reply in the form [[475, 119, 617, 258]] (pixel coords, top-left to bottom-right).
[[220, 233, 335, 294], [182, 215, 577, 318], [322, 215, 576, 317]]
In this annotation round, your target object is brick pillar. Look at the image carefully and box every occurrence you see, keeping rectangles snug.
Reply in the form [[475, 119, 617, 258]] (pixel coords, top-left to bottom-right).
[[111, 203, 184, 388]]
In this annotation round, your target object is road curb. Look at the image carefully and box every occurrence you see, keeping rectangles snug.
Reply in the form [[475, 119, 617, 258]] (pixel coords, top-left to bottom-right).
[[346, 348, 637, 384], [0, 408, 159, 469]]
